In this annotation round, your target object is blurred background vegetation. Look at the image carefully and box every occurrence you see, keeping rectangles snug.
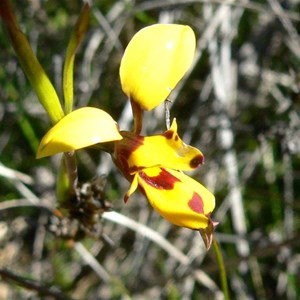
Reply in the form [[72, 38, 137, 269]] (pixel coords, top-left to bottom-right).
[[0, 0, 300, 299]]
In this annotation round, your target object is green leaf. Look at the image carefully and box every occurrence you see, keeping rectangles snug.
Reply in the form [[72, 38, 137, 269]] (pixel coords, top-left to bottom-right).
[[0, 0, 64, 124], [63, 3, 90, 114]]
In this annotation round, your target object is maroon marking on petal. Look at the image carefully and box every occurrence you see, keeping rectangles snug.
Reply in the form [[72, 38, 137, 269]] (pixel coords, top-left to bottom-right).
[[124, 194, 129, 203], [118, 132, 144, 160], [189, 154, 205, 168], [113, 133, 145, 179], [139, 168, 180, 190], [161, 130, 174, 140], [138, 184, 146, 197], [129, 165, 146, 173], [188, 192, 204, 214], [175, 134, 179, 141]]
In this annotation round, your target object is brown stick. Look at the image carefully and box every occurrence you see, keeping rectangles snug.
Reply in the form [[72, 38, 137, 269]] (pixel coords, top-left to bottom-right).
[[0, 269, 74, 300]]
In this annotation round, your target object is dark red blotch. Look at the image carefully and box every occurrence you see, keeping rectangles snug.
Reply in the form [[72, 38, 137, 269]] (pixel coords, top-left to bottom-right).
[[190, 154, 204, 168], [113, 132, 144, 180], [188, 192, 204, 214], [161, 130, 174, 140], [139, 168, 180, 190]]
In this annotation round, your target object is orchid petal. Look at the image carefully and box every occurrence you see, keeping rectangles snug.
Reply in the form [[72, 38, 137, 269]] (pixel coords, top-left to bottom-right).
[[120, 24, 196, 111], [37, 107, 122, 158], [113, 119, 204, 175], [124, 173, 139, 203], [132, 167, 215, 230]]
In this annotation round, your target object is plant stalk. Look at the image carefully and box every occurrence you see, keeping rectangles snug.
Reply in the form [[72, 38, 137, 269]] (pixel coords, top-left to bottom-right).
[[213, 235, 230, 300]]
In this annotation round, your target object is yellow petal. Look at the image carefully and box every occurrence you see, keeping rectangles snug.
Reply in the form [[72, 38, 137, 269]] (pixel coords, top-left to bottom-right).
[[37, 107, 122, 158], [113, 119, 204, 176], [120, 24, 196, 111], [124, 173, 139, 203], [134, 167, 215, 230]]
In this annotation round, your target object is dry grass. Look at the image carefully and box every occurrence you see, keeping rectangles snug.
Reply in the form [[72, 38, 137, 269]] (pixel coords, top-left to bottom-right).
[[0, 0, 300, 299]]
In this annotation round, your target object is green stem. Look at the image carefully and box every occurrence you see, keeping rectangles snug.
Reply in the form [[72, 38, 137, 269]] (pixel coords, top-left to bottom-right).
[[56, 152, 78, 211], [212, 235, 230, 300]]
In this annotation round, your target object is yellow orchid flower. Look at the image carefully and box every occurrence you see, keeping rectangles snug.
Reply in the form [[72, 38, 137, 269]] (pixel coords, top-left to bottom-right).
[[124, 166, 216, 247], [37, 107, 122, 158], [120, 24, 196, 111], [113, 119, 204, 179], [32, 21, 217, 249]]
